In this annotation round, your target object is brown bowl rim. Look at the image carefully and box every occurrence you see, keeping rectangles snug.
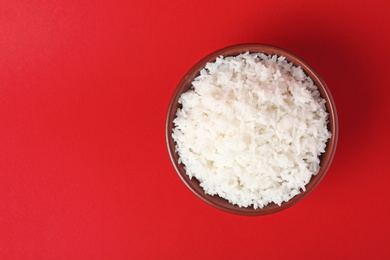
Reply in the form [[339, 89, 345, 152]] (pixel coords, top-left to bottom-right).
[[166, 43, 338, 216]]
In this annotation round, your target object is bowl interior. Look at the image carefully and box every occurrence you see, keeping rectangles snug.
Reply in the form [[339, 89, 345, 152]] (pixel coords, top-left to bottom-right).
[[166, 43, 338, 216]]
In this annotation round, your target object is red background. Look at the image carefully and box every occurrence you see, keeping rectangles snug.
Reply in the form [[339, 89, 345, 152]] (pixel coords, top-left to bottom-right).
[[1, 0, 389, 259]]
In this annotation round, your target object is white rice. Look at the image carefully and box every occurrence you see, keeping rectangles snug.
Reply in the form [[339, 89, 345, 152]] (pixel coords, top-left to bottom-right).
[[172, 52, 331, 209]]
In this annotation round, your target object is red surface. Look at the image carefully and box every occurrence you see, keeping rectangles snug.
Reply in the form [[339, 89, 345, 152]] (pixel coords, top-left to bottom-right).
[[1, 0, 389, 259]]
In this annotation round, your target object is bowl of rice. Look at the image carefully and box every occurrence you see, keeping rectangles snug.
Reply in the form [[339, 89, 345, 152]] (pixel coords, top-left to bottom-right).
[[166, 43, 338, 216]]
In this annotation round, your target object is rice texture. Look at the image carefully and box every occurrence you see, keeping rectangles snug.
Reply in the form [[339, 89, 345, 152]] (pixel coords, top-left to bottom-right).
[[172, 52, 331, 209]]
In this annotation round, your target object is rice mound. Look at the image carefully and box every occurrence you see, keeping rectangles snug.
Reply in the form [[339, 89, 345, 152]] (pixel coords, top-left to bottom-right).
[[172, 52, 331, 209]]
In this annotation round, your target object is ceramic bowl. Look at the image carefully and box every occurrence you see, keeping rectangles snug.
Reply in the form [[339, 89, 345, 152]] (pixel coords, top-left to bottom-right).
[[166, 43, 338, 216]]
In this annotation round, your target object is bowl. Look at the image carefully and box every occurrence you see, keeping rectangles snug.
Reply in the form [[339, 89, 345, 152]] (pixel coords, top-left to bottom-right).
[[166, 43, 338, 216]]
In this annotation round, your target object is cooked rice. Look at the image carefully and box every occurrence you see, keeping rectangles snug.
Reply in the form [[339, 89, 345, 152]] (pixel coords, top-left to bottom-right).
[[172, 52, 331, 209]]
